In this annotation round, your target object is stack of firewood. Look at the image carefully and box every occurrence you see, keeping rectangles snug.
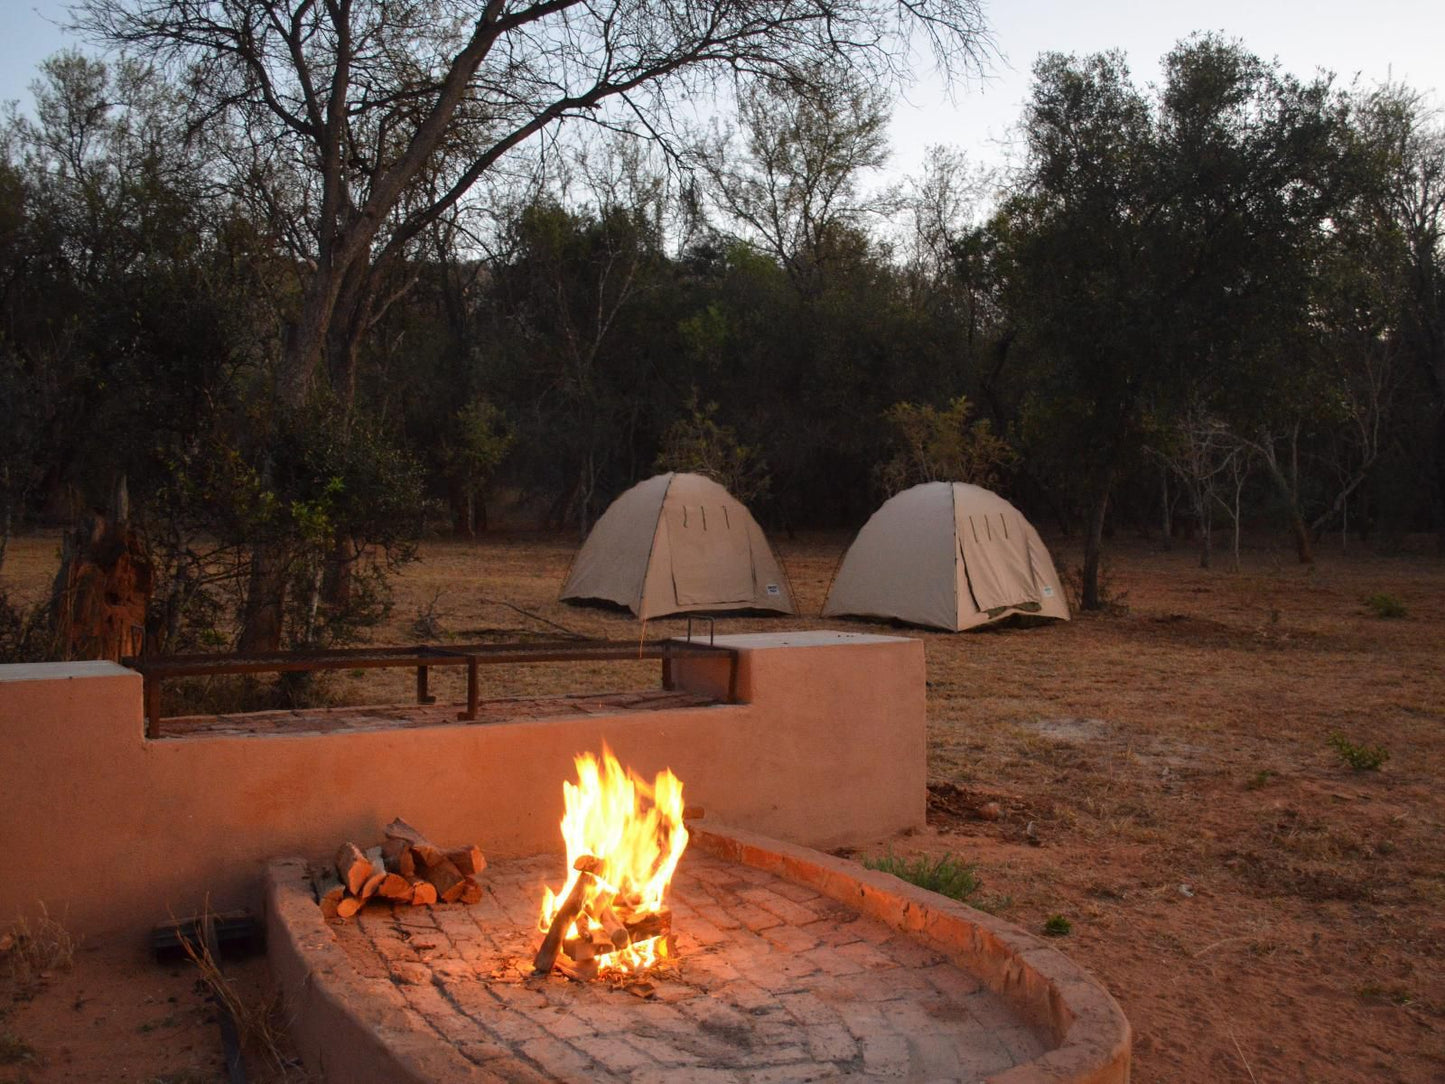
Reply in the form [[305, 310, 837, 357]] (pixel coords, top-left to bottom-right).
[[320, 818, 486, 920]]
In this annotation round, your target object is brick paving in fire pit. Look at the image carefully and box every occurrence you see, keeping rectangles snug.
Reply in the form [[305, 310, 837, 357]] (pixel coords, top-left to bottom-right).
[[326, 849, 1048, 1082]]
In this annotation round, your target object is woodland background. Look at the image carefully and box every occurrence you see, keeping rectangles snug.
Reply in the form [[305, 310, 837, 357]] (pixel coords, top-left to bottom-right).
[[1, 0, 1442, 658]]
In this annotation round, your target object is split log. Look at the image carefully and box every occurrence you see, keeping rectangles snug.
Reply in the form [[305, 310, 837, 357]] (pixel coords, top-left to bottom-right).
[[622, 909, 672, 944], [359, 847, 388, 899], [556, 957, 599, 982], [408, 880, 438, 906], [422, 858, 466, 903], [381, 838, 416, 877], [336, 842, 371, 896], [563, 937, 596, 964], [360, 870, 387, 900], [446, 845, 487, 877], [383, 818, 446, 866], [599, 904, 630, 951], [336, 896, 364, 919], [378, 873, 412, 900], [534, 859, 598, 974], [320, 885, 346, 922], [457, 879, 484, 905]]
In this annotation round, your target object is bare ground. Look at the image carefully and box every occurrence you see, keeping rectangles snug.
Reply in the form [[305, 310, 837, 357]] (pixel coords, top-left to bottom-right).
[[2, 529, 1443, 1082]]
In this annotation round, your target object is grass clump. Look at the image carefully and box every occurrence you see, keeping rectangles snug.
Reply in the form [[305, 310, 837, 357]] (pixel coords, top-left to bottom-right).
[[1245, 769, 1275, 791], [1329, 733, 1390, 772], [176, 909, 288, 1077], [863, 852, 980, 903], [1043, 914, 1072, 937], [1364, 593, 1407, 619], [4, 905, 77, 986]]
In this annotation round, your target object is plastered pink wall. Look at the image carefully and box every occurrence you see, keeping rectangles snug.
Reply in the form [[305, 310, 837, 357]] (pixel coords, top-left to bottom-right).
[[0, 632, 924, 936]]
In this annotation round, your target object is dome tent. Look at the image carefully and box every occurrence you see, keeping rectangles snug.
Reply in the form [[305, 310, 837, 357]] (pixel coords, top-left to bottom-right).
[[822, 481, 1068, 632], [560, 472, 794, 621]]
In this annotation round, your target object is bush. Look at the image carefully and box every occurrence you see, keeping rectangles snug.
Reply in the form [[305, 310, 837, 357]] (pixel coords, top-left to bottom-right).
[[1043, 914, 1072, 937], [1328, 733, 1389, 772], [0, 590, 54, 663], [863, 852, 980, 903], [1364, 593, 1407, 619]]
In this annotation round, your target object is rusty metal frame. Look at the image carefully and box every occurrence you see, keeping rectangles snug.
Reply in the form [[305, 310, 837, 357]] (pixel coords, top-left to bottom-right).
[[121, 639, 739, 738]]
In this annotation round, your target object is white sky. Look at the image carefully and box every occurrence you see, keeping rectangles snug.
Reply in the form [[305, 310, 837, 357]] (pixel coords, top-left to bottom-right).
[[4, 0, 1441, 182]]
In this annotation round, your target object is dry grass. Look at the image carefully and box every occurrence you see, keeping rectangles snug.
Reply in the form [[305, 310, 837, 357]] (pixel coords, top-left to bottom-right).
[[3, 904, 77, 988], [172, 907, 293, 1079]]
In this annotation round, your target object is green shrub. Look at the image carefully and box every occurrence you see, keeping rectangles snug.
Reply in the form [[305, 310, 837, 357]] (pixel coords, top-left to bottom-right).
[[863, 852, 980, 903], [1364, 593, 1407, 619], [1043, 914, 1072, 937], [1329, 733, 1389, 771]]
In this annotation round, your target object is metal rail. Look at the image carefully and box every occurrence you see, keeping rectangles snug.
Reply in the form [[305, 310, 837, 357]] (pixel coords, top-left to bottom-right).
[[121, 638, 739, 738]]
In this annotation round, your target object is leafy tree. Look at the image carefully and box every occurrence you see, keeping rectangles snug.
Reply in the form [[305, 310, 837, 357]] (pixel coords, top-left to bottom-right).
[[440, 397, 514, 536], [1002, 38, 1353, 604], [877, 395, 1015, 495], [1355, 84, 1445, 543], [655, 391, 771, 504]]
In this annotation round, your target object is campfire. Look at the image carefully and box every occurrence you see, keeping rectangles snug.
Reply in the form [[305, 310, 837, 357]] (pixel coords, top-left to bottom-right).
[[533, 747, 688, 982]]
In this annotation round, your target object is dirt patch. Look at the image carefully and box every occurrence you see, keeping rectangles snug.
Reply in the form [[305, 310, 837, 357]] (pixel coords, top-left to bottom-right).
[[3, 529, 1445, 1081], [0, 934, 304, 1082]]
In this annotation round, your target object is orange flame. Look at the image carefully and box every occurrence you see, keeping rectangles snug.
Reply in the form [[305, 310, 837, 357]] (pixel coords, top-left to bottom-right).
[[538, 745, 688, 974]]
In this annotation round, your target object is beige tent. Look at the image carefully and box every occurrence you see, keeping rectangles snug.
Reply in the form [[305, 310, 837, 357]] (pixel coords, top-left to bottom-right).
[[560, 472, 794, 620], [823, 481, 1069, 631]]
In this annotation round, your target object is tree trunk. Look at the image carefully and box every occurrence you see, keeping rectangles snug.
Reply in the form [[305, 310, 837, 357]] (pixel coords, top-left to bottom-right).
[[239, 544, 286, 653], [1080, 485, 1111, 611], [1159, 469, 1172, 552], [51, 506, 152, 662], [321, 533, 354, 608], [1436, 406, 1445, 555]]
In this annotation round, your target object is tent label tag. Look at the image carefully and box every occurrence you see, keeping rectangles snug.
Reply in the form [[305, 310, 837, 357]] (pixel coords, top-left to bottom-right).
[[1042, 586, 1054, 597], [765, 584, 781, 596]]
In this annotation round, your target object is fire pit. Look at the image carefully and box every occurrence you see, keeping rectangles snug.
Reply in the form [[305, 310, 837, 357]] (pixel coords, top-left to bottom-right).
[[532, 748, 690, 984], [268, 827, 1131, 1082]]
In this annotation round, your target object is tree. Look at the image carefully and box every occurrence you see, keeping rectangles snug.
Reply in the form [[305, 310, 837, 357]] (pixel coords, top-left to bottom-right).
[[878, 395, 1015, 494], [77, 0, 989, 410], [998, 49, 1158, 609], [1355, 85, 1445, 543], [655, 391, 770, 504], [439, 396, 514, 535], [1002, 38, 1351, 604], [694, 66, 896, 296]]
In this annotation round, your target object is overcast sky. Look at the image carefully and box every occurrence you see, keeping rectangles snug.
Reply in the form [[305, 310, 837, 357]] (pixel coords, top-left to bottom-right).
[[4, 0, 1441, 182]]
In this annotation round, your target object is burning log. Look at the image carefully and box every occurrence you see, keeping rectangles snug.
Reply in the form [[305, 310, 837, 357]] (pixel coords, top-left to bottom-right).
[[533, 858, 600, 974], [621, 909, 672, 944], [599, 904, 631, 951], [556, 958, 599, 982]]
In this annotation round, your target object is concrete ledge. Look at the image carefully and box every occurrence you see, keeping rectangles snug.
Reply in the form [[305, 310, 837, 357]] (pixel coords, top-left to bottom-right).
[[266, 859, 509, 1083], [690, 824, 1132, 1084]]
